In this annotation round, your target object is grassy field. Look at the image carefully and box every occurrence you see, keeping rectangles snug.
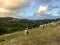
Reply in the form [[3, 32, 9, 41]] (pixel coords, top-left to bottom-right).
[[0, 25, 60, 45]]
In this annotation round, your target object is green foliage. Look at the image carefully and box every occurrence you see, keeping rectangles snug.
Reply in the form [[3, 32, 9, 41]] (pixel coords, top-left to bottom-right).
[[0, 17, 60, 35]]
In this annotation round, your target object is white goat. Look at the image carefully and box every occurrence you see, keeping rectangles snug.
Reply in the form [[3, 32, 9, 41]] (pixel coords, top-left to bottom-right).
[[24, 30, 29, 35]]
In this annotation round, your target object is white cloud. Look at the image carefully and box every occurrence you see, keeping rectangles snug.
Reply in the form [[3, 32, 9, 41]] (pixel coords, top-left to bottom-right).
[[0, 0, 29, 17], [0, 8, 10, 13], [35, 5, 48, 15]]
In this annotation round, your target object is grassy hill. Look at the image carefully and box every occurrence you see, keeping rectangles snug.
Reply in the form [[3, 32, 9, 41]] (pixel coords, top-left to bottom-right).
[[0, 17, 59, 36], [0, 25, 60, 45]]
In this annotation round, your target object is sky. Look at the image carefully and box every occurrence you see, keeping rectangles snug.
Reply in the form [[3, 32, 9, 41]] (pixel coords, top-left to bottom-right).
[[0, 0, 60, 19]]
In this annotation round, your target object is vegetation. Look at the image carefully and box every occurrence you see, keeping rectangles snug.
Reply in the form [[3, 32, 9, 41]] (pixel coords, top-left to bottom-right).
[[0, 24, 60, 45], [0, 17, 60, 35], [0, 17, 60, 45]]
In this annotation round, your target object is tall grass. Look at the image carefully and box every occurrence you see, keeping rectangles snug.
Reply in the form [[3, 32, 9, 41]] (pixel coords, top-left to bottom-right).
[[0, 26, 60, 45]]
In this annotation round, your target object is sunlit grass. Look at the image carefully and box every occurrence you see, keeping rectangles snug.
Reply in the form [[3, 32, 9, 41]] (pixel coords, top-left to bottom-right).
[[0, 26, 60, 45]]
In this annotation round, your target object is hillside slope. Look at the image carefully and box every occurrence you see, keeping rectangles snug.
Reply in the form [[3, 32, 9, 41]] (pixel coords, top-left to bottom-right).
[[0, 17, 60, 36], [0, 25, 60, 45]]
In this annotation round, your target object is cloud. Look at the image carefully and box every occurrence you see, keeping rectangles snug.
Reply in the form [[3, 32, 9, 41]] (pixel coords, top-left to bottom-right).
[[38, 0, 51, 3], [29, 1, 34, 8], [48, 4, 60, 9], [34, 4, 60, 15], [38, 0, 58, 3], [34, 5, 48, 15], [0, 8, 10, 13], [0, 0, 29, 17], [27, 13, 58, 20]]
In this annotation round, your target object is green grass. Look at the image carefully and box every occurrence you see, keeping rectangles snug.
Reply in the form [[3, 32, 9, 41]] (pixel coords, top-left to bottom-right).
[[0, 26, 60, 45]]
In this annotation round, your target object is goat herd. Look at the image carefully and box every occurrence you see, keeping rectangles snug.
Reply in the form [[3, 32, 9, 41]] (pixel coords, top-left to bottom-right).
[[39, 21, 60, 29], [24, 21, 60, 35]]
